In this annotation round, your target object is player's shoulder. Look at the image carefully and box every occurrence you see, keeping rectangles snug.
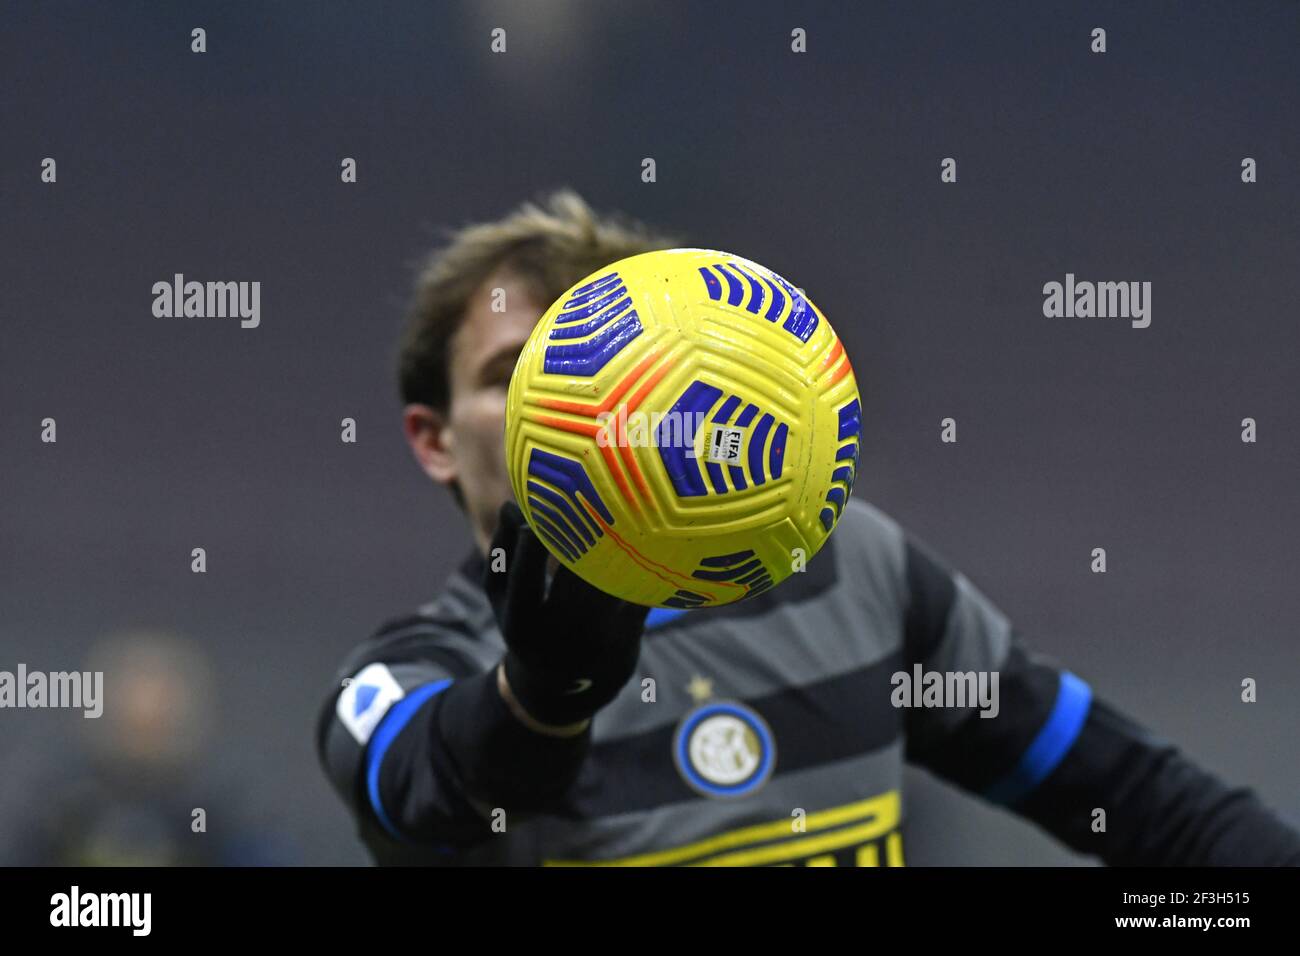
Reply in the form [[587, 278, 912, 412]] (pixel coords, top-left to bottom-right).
[[693, 497, 908, 625], [337, 552, 501, 684], [315, 551, 500, 762], [831, 497, 910, 593], [839, 496, 906, 546]]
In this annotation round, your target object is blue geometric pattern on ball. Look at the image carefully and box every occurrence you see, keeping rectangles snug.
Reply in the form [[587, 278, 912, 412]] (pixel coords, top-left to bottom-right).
[[769, 422, 788, 479], [658, 382, 790, 498], [526, 480, 598, 548], [528, 499, 582, 560], [697, 267, 722, 302], [547, 295, 633, 339], [526, 448, 614, 558], [689, 549, 773, 598], [557, 272, 623, 317], [711, 395, 742, 424], [720, 263, 765, 315], [748, 413, 774, 487], [544, 272, 642, 376], [698, 261, 817, 343], [657, 380, 722, 497], [757, 271, 785, 321], [555, 279, 625, 324], [663, 588, 710, 609], [714, 264, 744, 307], [837, 397, 861, 441], [543, 310, 642, 376], [820, 398, 861, 532], [771, 273, 818, 343]]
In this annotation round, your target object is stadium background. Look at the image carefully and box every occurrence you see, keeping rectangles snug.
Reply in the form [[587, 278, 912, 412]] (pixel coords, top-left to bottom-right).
[[3, 1, 1298, 864]]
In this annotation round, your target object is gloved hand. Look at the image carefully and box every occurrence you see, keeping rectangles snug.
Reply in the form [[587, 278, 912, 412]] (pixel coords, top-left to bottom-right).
[[484, 500, 649, 727]]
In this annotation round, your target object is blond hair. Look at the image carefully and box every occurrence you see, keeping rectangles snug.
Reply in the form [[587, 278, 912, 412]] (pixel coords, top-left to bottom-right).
[[398, 189, 680, 410]]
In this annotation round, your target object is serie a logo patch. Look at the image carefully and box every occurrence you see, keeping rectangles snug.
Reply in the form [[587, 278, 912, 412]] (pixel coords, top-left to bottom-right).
[[337, 662, 405, 745], [673, 701, 776, 798]]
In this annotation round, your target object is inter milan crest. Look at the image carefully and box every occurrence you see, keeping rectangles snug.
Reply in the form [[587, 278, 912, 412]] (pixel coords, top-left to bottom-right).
[[673, 700, 776, 798]]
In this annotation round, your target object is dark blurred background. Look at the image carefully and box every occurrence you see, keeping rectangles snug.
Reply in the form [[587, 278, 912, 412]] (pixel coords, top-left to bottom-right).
[[3, 0, 1298, 865]]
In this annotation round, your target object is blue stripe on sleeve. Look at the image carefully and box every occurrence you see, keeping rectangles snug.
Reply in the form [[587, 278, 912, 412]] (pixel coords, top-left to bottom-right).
[[982, 671, 1092, 807], [365, 679, 453, 841]]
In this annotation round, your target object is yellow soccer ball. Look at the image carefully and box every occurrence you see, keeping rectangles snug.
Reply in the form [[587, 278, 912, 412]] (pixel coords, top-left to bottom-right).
[[505, 249, 860, 608]]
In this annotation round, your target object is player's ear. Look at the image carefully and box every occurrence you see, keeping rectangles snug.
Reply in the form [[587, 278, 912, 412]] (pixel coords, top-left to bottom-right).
[[403, 403, 459, 488]]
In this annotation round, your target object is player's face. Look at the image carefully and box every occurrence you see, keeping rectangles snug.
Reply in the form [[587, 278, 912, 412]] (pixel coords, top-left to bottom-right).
[[439, 269, 545, 551]]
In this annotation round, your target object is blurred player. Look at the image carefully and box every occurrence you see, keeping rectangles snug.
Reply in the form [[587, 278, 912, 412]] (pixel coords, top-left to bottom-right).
[[11, 632, 292, 866], [317, 190, 1300, 866]]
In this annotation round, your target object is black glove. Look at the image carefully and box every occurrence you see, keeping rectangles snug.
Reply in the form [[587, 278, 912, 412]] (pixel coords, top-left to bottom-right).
[[485, 500, 649, 727]]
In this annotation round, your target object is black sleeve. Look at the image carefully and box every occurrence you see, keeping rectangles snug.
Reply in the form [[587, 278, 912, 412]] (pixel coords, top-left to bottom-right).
[[316, 618, 591, 862], [899, 535, 1300, 866], [437, 669, 593, 810], [1013, 696, 1300, 866]]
